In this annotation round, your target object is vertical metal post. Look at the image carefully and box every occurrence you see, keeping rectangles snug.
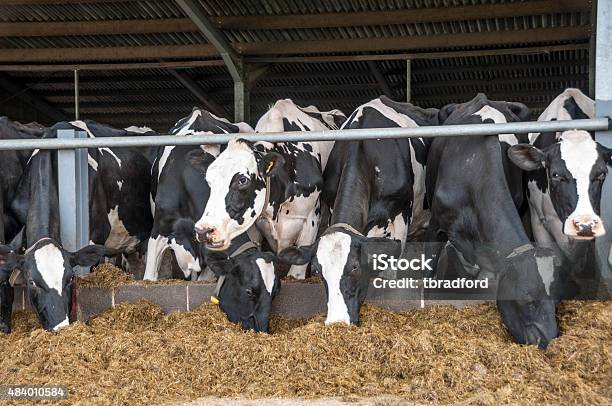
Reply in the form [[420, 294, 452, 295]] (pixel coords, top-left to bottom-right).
[[594, 0, 612, 278], [58, 129, 90, 275], [406, 59, 411, 103], [74, 69, 79, 120], [588, 1, 597, 98], [234, 79, 250, 123]]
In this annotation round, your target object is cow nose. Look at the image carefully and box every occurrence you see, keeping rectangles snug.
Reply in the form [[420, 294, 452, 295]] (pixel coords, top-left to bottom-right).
[[572, 217, 599, 236], [195, 226, 215, 243]]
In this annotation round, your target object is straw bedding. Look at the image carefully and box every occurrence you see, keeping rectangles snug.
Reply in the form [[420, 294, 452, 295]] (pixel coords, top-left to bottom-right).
[[0, 295, 609, 405]]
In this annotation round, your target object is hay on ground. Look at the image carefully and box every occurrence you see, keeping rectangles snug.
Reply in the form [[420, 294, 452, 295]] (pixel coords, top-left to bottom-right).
[[0, 299, 609, 405]]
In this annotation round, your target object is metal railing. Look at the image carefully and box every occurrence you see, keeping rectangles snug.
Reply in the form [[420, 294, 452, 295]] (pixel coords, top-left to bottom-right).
[[0, 118, 609, 150], [3, 117, 610, 275]]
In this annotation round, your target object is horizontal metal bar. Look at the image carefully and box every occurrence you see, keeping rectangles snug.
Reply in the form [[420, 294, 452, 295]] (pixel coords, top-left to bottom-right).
[[0, 119, 608, 151]]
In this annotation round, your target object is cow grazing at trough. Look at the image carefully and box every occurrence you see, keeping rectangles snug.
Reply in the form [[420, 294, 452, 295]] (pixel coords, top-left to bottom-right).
[[508, 89, 611, 299], [170, 218, 279, 332], [193, 99, 346, 279], [278, 97, 439, 325], [143, 108, 253, 281], [426, 94, 557, 348], [2, 120, 157, 332]]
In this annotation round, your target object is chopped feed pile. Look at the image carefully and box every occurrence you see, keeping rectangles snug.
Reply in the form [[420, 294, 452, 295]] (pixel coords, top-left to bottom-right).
[[79, 264, 321, 288], [78, 264, 214, 288], [1, 300, 610, 405]]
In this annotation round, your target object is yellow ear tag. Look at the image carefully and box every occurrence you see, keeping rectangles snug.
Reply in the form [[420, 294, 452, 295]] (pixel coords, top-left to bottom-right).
[[210, 296, 220, 305], [266, 161, 274, 175]]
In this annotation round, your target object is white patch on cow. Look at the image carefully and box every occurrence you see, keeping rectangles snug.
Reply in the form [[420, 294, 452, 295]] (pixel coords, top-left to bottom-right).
[[124, 125, 154, 133], [559, 130, 603, 235], [318, 232, 352, 325], [34, 243, 65, 295], [157, 146, 175, 181], [347, 98, 418, 129], [473, 105, 518, 145], [169, 238, 201, 279], [255, 258, 275, 295], [529, 88, 594, 143], [52, 317, 69, 331], [143, 235, 169, 281], [88, 154, 98, 171], [535, 255, 555, 296], [174, 109, 202, 135], [255, 99, 340, 169], [105, 206, 140, 252], [408, 138, 428, 234], [100, 147, 122, 168], [27, 149, 40, 164], [116, 180, 123, 191], [149, 193, 155, 217]]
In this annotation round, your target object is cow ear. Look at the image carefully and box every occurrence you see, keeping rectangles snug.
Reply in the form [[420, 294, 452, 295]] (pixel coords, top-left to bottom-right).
[[70, 245, 106, 267], [187, 149, 214, 176], [206, 252, 235, 277], [259, 152, 285, 178], [508, 144, 546, 171], [277, 244, 315, 265]]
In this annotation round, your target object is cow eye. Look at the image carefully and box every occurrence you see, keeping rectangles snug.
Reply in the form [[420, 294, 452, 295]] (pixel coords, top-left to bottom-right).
[[551, 172, 565, 182], [28, 279, 36, 288], [245, 288, 255, 297], [237, 176, 250, 188]]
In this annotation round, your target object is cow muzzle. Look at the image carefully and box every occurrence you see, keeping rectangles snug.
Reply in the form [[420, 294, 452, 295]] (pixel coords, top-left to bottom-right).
[[195, 225, 227, 250], [567, 215, 605, 239]]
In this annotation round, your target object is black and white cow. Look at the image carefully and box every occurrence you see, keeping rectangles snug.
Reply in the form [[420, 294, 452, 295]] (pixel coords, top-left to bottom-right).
[[169, 218, 279, 332], [279, 97, 439, 324], [0, 118, 44, 243], [143, 108, 253, 281], [3, 120, 157, 331], [193, 99, 346, 279], [508, 89, 611, 297], [426, 94, 557, 348], [0, 239, 104, 332]]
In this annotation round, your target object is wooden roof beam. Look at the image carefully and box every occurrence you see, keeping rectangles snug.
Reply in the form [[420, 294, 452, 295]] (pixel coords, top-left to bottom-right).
[[0, 26, 589, 63], [0, 0, 587, 36]]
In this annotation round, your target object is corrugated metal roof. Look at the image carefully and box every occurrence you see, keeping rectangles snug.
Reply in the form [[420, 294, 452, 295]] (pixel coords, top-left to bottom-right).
[[0, 0, 591, 130]]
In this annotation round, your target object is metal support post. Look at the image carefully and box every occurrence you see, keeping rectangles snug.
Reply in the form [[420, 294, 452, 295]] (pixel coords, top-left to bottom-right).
[[74, 69, 79, 120], [594, 0, 612, 276], [406, 59, 411, 103], [57, 129, 90, 275]]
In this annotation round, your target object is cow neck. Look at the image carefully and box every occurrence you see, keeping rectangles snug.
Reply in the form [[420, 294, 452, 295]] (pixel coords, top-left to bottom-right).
[[329, 142, 370, 232], [26, 150, 60, 244], [472, 137, 533, 258]]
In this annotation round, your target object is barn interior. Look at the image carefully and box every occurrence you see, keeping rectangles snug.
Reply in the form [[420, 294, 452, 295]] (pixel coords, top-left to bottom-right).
[[0, 0, 594, 132]]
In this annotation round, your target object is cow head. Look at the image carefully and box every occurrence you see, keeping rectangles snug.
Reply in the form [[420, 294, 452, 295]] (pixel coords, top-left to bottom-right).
[[193, 139, 285, 250], [278, 228, 401, 325], [509, 130, 611, 240], [206, 248, 279, 332], [496, 249, 558, 349], [0, 239, 104, 331]]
